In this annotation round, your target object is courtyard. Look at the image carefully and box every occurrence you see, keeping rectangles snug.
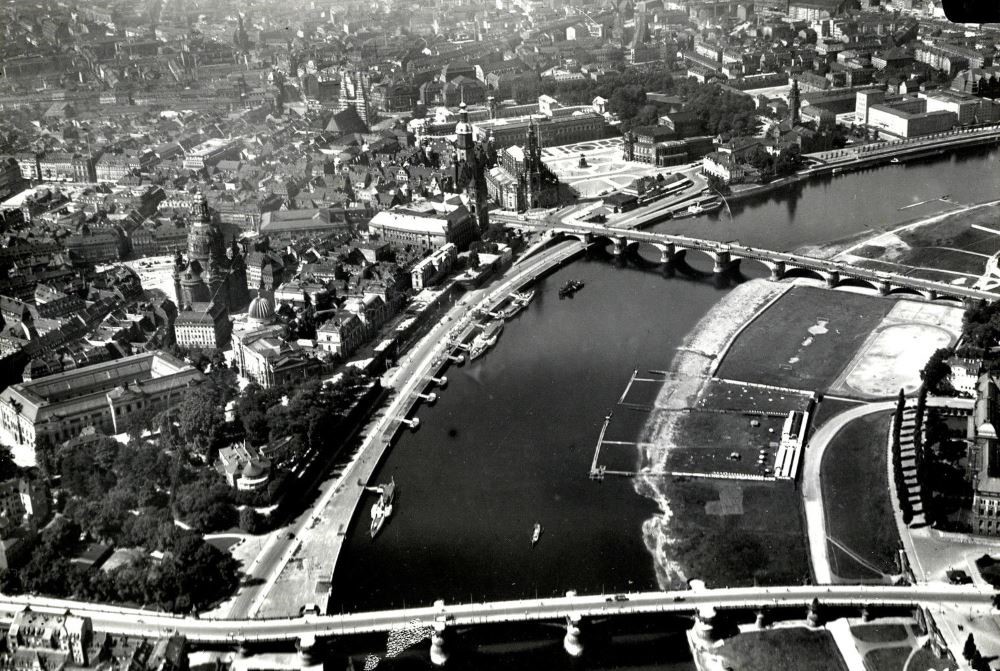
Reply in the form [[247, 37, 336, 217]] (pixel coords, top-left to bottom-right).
[[541, 138, 680, 198]]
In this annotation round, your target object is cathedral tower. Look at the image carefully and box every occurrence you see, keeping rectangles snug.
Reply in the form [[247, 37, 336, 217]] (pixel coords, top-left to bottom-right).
[[788, 79, 801, 126], [452, 101, 489, 231]]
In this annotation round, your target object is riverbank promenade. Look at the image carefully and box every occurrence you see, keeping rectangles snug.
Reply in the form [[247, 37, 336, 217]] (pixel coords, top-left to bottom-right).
[[240, 240, 586, 619]]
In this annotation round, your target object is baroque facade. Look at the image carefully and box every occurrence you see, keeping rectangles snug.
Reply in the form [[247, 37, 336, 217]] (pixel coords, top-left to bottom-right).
[[172, 198, 250, 315], [485, 122, 560, 211]]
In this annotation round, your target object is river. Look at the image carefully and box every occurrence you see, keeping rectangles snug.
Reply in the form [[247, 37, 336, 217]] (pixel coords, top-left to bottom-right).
[[329, 145, 1000, 668]]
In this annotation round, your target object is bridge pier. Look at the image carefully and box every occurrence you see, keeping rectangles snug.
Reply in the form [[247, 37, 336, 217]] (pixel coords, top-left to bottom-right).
[[755, 609, 769, 629], [658, 243, 676, 265], [878, 282, 890, 296], [925, 290, 937, 301], [564, 614, 584, 657], [611, 237, 626, 256], [861, 605, 874, 623], [429, 622, 450, 666], [297, 634, 320, 665], [712, 252, 739, 274], [824, 271, 840, 289], [806, 598, 823, 628], [692, 606, 719, 646], [769, 261, 785, 281]]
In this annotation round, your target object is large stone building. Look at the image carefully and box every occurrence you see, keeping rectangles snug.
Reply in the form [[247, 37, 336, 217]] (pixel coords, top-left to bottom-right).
[[485, 123, 560, 211], [368, 201, 479, 250], [174, 301, 232, 351], [867, 101, 957, 138], [231, 294, 319, 388], [316, 311, 367, 359], [172, 198, 250, 314], [0, 351, 205, 466], [973, 374, 1000, 535], [337, 70, 374, 128], [4, 609, 92, 668], [473, 95, 610, 148]]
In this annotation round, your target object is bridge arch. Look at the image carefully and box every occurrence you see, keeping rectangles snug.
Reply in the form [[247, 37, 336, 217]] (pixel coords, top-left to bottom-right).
[[586, 233, 618, 254], [628, 240, 674, 264], [886, 286, 927, 299], [551, 230, 592, 245], [676, 246, 727, 267], [781, 267, 829, 284], [731, 255, 777, 278], [835, 276, 881, 294], [930, 294, 965, 306]]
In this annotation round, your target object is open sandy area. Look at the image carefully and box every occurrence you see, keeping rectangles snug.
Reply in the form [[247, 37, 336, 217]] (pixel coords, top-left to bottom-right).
[[831, 300, 964, 398]]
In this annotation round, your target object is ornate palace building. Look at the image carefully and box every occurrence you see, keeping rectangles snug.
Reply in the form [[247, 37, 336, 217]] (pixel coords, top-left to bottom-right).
[[485, 121, 560, 212]]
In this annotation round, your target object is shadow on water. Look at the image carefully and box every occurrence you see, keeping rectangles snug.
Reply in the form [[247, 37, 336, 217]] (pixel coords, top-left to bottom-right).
[[323, 615, 697, 671]]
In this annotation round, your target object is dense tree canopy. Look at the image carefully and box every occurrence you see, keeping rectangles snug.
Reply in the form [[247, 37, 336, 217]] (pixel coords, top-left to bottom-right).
[[920, 348, 953, 394], [539, 68, 758, 137], [963, 301, 1000, 350], [177, 382, 227, 458]]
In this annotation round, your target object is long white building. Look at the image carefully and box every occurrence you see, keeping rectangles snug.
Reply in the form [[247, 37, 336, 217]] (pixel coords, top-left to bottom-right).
[[0, 351, 205, 465]]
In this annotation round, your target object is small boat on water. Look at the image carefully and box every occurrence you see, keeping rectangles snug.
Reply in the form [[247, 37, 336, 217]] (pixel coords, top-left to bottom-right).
[[890, 157, 901, 164], [558, 280, 584, 298], [531, 523, 542, 546], [370, 478, 396, 539]]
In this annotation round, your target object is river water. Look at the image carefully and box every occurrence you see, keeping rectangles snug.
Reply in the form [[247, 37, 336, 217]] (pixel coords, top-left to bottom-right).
[[329, 146, 1000, 666]]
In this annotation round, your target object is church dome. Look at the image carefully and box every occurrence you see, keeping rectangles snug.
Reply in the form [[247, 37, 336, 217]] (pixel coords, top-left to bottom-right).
[[248, 294, 274, 322]]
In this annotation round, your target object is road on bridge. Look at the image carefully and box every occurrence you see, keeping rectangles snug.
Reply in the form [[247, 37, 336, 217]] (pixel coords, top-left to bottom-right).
[[0, 584, 993, 644]]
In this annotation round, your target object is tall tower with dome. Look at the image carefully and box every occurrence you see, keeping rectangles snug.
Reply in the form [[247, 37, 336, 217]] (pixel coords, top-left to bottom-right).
[[173, 195, 250, 313]]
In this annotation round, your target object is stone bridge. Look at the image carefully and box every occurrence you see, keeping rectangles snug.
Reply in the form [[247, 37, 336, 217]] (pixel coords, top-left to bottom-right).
[[549, 224, 997, 303], [0, 583, 992, 664]]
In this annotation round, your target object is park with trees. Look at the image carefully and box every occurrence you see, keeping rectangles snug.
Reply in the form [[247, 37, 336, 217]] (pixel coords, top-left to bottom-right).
[[0, 360, 379, 612], [539, 66, 759, 138]]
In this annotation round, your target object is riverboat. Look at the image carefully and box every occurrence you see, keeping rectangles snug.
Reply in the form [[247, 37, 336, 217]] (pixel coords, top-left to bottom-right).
[[370, 478, 397, 539], [674, 197, 722, 219], [469, 319, 504, 360], [531, 523, 542, 546]]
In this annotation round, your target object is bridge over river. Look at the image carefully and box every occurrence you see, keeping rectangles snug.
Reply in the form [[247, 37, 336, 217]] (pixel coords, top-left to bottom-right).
[[529, 221, 1000, 303], [0, 584, 993, 655]]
